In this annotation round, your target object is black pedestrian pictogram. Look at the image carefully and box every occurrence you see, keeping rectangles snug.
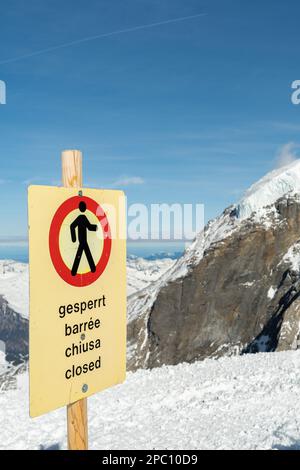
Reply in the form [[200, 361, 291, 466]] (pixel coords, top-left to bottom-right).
[[70, 201, 98, 276]]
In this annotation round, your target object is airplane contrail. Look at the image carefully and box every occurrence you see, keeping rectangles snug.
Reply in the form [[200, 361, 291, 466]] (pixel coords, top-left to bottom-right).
[[0, 13, 207, 65]]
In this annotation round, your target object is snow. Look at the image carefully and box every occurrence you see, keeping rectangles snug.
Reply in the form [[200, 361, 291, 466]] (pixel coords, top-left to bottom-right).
[[267, 286, 276, 300], [281, 242, 300, 272], [0, 260, 28, 318], [237, 159, 300, 220], [0, 350, 7, 375], [1, 350, 300, 450], [127, 256, 175, 296], [241, 281, 255, 287]]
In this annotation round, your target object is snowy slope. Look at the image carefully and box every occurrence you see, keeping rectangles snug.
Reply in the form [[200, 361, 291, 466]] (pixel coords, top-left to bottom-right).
[[1, 350, 300, 450], [128, 207, 239, 322], [127, 256, 174, 296], [0, 261, 28, 318]]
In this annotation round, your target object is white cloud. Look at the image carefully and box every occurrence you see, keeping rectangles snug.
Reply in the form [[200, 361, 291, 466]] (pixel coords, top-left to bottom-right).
[[0, 236, 27, 246], [113, 176, 145, 186], [276, 142, 299, 168]]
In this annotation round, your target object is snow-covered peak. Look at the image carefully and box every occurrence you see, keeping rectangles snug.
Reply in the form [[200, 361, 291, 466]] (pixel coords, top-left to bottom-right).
[[173, 160, 300, 284], [237, 159, 300, 220], [128, 160, 300, 323]]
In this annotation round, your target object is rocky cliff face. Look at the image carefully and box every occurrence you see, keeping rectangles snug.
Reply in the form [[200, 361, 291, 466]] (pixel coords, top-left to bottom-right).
[[0, 296, 28, 364], [127, 170, 300, 370]]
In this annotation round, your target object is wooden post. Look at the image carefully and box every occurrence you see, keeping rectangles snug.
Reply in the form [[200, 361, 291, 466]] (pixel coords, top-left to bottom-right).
[[62, 150, 83, 188], [62, 149, 88, 450], [67, 398, 88, 450]]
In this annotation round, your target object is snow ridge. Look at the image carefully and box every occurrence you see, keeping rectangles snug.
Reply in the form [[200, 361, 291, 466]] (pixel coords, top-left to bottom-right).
[[237, 159, 300, 220]]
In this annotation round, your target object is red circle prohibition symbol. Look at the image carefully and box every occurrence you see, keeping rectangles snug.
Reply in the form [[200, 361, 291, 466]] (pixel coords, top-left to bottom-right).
[[49, 196, 111, 287]]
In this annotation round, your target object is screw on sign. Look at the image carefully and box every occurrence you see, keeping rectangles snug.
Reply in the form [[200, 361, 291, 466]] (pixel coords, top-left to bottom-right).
[[28, 150, 126, 450]]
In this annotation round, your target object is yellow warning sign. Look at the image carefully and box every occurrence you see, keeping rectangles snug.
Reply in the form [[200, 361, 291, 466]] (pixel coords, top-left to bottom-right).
[[28, 185, 126, 417]]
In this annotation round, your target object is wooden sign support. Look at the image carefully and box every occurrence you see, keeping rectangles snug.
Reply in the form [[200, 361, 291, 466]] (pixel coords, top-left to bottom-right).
[[62, 149, 88, 451]]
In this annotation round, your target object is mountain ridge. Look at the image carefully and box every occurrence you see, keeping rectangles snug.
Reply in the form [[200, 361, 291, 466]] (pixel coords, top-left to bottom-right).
[[127, 161, 300, 370]]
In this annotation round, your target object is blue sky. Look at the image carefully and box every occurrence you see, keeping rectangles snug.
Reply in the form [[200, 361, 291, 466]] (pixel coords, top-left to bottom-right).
[[1, 0, 300, 239]]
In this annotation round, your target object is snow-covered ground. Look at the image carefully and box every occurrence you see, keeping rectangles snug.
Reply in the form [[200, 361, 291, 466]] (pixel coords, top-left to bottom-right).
[[0, 257, 174, 319], [1, 350, 300, 450]]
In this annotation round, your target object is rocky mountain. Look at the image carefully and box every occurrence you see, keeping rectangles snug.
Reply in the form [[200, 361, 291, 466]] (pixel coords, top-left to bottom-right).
[[128, 160, 300, 370], [0, 296, 28, 364]]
